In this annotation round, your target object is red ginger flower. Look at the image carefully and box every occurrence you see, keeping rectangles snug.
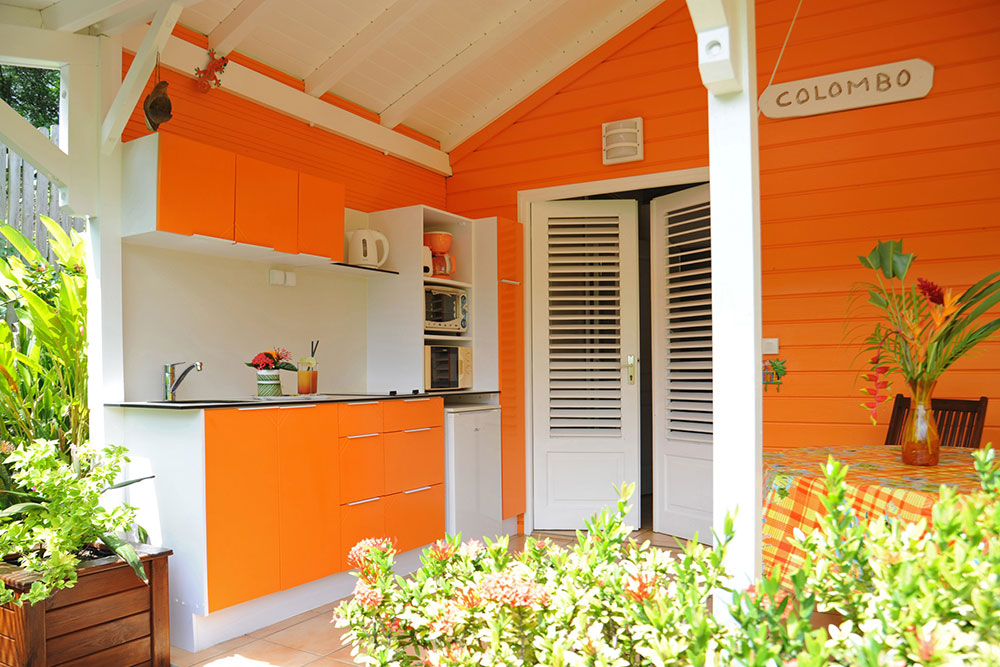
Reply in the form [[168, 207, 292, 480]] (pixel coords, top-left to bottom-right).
[[917, 277, 944, 305]]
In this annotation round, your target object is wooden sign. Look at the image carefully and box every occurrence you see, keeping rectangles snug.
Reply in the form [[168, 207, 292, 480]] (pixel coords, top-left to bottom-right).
[[759, 59, 933, 119]]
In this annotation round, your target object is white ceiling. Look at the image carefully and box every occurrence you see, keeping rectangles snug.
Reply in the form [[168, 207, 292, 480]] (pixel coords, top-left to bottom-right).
[[0, 0, 662, 152]]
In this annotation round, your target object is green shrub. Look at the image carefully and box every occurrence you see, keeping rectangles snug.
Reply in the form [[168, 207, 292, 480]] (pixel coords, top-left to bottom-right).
[[335, 448, 1000, 666]]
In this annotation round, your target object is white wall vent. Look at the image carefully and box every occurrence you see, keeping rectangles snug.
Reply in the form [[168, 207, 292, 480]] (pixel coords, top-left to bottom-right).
[[602, 117, 644, 165]]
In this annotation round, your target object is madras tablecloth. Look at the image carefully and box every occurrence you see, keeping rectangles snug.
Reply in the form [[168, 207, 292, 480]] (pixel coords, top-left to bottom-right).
[[761, 445, 983, 580]]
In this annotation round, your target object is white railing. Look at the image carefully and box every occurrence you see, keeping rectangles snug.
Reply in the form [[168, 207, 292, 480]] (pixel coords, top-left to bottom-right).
[[0, 125, 86, 262]]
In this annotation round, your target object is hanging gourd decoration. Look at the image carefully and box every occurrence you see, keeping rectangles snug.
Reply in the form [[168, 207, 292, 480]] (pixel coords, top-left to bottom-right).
[[195, 49, 229, 92], [143, 55, 172, 131]]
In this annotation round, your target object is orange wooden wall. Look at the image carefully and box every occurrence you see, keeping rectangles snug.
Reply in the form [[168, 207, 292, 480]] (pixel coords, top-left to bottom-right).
[[446, 0, 1000, 448], [121, 53, 445, 213]]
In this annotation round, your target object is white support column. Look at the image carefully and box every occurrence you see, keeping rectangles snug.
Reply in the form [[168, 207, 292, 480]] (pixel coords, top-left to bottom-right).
[[691, 0, 763, 612]]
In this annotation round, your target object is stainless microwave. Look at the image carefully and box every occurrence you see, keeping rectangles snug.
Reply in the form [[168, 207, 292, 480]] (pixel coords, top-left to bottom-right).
[[424, 345, 473, 391], [424, 285, 469, 334]]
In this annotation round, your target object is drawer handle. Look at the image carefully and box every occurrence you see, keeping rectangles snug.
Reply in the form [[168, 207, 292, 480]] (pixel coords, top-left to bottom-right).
[[403, 486, 432, 495], [500, 279, 521, 285], [347, 401, 379, 406], [280, 404, 317, 409], [347, 497, 381, 506], [237, 406, 274, 411], [403, 398, 430, 403], [403, 427, 431, 433], [347, 433, 379, 439]]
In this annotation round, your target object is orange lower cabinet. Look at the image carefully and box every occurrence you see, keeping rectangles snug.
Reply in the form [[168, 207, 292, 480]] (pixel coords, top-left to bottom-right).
[[235, 154, 298, 252], [339, 434, 384, 504], [205, 408, 280, 611], [385, 485, 445, 553], [499, 281, 526, 518], [340, 497, 386, 571], [298, 172, 345, 261], [338, 401, 383, 437], [382, 397, 443, 432], [277, 404, 340, 588], [383, 427, 443, 495]]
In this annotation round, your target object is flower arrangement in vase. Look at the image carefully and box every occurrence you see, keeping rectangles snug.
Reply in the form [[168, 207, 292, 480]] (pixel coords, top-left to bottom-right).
[[855, 240, 1000, 465], [246, 348, 296, 396]]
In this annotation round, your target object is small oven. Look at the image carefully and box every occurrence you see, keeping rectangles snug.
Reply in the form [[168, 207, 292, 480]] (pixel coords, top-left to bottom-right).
[[424, 345, 473, 391]]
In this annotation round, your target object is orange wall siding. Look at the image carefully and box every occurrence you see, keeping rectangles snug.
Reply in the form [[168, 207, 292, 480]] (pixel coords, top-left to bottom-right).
[[447, 0, 1000, 448], [121, 54, 445, 213]]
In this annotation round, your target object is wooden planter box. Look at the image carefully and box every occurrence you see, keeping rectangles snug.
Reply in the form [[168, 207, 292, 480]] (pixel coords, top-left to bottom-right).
[[0, 544, 172, 667]]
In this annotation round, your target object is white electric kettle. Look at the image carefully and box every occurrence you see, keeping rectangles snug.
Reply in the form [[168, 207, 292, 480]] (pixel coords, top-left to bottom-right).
[[348, 230, 389, 268]]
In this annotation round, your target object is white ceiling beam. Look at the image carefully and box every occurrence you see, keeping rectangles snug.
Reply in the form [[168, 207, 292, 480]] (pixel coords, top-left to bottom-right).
[[123, 27, 452, 175], [0, 6, 43, 28], [0, 22, 100, 65], [41, 0, 145, 32], [685, 0, 740, 95], [92, 0, 201, 36], [378, 0, 569, 130], [100, 2, 182, 154], [208, 0, 272, 56], [303, 0, 426, 98], [440, 0, 659, 152], [0, 97, 72, 189]]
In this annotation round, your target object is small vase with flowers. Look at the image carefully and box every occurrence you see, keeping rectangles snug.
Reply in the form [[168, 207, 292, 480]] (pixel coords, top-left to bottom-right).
[[246, 348, 297, 396]]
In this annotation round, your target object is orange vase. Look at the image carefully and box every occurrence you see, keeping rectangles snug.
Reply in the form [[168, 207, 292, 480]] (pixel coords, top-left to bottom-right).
[[900, 380, 940, 466]]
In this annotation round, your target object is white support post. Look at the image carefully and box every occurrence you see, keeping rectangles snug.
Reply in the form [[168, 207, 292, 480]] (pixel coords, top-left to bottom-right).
[[692, 0, 763, 614], [99, 1, 181, 155]]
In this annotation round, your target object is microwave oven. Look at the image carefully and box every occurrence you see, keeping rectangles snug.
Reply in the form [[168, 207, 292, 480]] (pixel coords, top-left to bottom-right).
[[425, 285, 469, 334], [424, 345, 473, 391]]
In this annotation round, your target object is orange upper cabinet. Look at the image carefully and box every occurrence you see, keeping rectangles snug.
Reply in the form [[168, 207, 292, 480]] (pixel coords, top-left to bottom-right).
[[235, 154, 299, 253], [157, 133, 236, 239], [298, 172, 345, 262], [497, 217, 523, 282]]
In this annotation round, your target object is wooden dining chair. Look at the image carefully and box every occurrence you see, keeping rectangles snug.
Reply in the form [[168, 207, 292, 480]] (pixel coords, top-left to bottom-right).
[[884, 394, 989, 448]]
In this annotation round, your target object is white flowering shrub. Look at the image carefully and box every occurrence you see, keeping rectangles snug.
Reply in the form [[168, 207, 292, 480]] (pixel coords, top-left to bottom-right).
[[335, 448, 1000, 666]]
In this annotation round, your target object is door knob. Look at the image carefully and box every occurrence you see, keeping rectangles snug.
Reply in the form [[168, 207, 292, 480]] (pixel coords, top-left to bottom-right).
[[623, 355, 636, 385]]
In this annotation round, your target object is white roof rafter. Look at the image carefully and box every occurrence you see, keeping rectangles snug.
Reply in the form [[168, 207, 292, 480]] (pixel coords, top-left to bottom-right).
[[304, 0, 428, 98], [378, 0, 570, 131], [208, 0, 273, 56], [92, 0, 201, 36], [41, 0, 145, 32]]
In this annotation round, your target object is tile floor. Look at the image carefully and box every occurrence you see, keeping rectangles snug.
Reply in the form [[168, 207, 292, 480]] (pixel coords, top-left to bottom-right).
[[171, 495, 686, 667]]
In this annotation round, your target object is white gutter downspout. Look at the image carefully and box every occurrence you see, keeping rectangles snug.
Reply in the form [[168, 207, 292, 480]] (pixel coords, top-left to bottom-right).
[[685, 0, 763, 618]]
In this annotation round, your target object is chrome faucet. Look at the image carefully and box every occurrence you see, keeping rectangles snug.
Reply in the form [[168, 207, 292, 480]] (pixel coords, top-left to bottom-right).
[[164, 361, 203, 401]]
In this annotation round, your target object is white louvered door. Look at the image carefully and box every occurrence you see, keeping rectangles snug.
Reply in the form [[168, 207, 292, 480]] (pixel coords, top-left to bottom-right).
[[651, 184, 713, 544], [530, 200, 640, 529]]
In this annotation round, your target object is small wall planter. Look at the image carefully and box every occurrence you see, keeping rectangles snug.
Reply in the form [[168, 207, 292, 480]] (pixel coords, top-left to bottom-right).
[[0, 544, 172, 667]]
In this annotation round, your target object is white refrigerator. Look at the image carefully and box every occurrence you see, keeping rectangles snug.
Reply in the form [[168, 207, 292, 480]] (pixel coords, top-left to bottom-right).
[[444, 405, 503, 541]]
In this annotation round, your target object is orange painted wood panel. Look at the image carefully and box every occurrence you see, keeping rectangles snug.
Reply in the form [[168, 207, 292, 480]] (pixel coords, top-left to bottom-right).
[[277, 404, 340, 588], [338, 401, 383, 436], [338, 434, 384, 504], [498, 281, 525, 518], [298, 172, 345, 261], [497, 217, 523, 282], [205, 408, 279, 611], [156, 132, 235, 239], [235, 154, 298, 252], [384, 485, 445, 553], [340, 498, 385, 571], [383, 427, 444, 495], [381, 397, 443, 432]]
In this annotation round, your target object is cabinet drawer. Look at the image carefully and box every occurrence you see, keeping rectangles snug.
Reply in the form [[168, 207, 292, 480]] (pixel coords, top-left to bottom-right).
[[338, 401, 383, 437], [384, 427, 444, 495], [382, 397, 443, 432], [340, 497, 385, 571], [338, 434, 384, 503], [385, 484, 444, 553]]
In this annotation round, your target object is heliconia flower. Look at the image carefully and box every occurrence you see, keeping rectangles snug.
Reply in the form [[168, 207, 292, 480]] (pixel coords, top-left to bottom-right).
[[429, 539, 457, 561], [917, 277, 944, 305], [624, 571, 659, 602], [352, 580, 383, 609], [271, 347, 292, 362]]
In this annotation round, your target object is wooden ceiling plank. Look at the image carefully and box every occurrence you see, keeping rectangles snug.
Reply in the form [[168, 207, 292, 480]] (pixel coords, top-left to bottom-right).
[[100, 1, 182, 154], [303, 0, 428, 98], [378, 0, 570, 130], [41, 0, 145, 32], [208, 0, 273, 56]]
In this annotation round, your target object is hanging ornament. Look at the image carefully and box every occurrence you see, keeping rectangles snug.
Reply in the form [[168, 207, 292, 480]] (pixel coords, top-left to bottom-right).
[[195, 49, 229, 92], [143, 54, 172, 131]]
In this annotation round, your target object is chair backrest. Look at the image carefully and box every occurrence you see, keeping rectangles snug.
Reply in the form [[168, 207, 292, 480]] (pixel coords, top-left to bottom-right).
[[884, 394, 989, 448]]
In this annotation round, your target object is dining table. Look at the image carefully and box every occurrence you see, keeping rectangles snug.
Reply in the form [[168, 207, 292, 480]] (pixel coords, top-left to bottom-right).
[[761, 444, 985, 582]]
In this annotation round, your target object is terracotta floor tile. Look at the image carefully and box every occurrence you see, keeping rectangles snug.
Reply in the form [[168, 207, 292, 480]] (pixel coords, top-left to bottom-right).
[[305, 658, 344, 666], [192, 638, 317, 667], [308, 600, 343, 615], [174, 635, 256, 667], [249, 611, 323, 639], [265, 613, 349, 656]]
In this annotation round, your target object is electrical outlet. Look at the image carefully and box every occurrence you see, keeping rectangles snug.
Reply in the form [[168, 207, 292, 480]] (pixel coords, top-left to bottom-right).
[[762, 338, 779, 355]]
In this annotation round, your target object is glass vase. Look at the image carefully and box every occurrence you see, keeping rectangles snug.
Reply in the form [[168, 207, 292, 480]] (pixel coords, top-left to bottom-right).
[[256, 369, 282, 397], [900, 379, 939, 466]]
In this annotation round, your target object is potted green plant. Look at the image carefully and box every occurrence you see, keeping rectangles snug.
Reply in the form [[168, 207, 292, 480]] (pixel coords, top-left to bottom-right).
[[0, 218, 171, 666], [854, 240, 1000, 465]]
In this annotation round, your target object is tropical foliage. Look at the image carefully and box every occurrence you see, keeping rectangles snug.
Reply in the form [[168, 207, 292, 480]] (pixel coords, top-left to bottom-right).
[[0, 64, 59, 128], [336, 448, 1000, 666]]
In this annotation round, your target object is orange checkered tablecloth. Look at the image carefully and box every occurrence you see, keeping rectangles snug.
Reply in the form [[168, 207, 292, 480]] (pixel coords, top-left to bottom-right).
[[761, 445, 983, 580]]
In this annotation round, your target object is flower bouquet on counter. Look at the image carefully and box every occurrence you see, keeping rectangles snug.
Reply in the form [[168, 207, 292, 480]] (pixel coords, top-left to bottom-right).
[[246, 348, 296, 396], [853, 239, 1000, 465]]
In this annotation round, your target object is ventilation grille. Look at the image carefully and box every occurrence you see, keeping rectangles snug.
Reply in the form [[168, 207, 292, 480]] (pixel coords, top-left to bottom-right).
[[664, 202, 713, 443], [547, 215, 622, 437]]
